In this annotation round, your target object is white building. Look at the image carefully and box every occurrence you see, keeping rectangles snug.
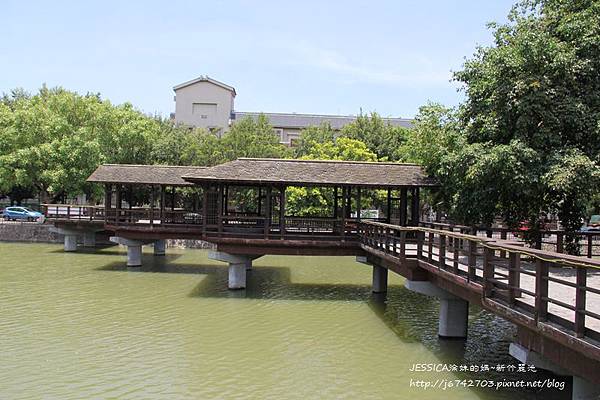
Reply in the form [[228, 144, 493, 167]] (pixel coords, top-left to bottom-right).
[[173, 75, 413, 145]]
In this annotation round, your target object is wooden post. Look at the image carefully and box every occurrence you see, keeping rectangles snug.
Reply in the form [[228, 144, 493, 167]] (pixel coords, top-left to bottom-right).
[[508, 252, 521, 304], [575, 267, 587, 338], [399, 188, 407, 226], [159, 185, 165, 223], [439, 234, 446, 270], [104, 184, 112, 222], [410, 187, 420, 226], [257, 187, 262, 215], [386, 188, 391, 224], [340, 187, 347, 238], [399, 230, 407, 263], [556, 233, 564, 253], [428, 231, 434, 263], [416, 230, 423, 259], [202, 185, 208, 234], [587, 234, 593, 258], [483, 246, 494, 298], [346, 187, 352, 218], [115, 184, 122, 223], [453, 237, 459, 274], [468, 240, 477, 282], [223, 185, 229, 216], [217, 185, 223, 235], [333, 186, 338, 219], [171, 186, 176, 211], [279, 186, 286, 238], [534, 259, 549, 322], [149, 185, 155, 227], [356, 188, 362, 221], [264, 186, 272, 238]]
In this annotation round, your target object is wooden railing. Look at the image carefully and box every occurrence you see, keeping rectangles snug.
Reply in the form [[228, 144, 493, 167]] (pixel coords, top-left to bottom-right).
[[359, 221, 600, 342], [420, 221, 600, 258], [42, 204, 104, 221]]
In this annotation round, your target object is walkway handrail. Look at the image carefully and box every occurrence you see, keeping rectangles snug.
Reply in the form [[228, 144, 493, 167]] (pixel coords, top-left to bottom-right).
[[359, 220, 600, 344]]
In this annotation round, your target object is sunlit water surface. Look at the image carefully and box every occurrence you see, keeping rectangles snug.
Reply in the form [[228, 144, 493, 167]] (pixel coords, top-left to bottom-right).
[[0, 243, 569, 399]]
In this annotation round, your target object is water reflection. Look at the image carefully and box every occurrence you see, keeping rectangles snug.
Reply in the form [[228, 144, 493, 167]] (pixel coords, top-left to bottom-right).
[[93, 250, 570, 399]]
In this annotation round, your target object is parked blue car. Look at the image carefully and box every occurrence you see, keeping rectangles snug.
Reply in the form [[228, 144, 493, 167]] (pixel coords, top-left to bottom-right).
[[3, 206, 43, 222]]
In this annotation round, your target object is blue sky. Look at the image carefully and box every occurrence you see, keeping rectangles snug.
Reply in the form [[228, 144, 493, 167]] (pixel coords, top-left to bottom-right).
[[1, 1, 514, 118]]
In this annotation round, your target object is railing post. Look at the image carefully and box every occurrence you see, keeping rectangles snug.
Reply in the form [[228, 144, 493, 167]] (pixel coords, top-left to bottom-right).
[[483, 246, 494, 298], [468, 240, 477, 282], [534, 259, 549, 322], [508, 252, 521, 304], [452, 237, 459, 274], [438, 234, 446, 269], [575, 266, 587, 338], [385, 227, 391, 254], [587, 234, 593, 259], [416, 230, 423, 259], [428, 232, 434, 263], [399, 230, 407, 263], [500, 230, 507, 258]]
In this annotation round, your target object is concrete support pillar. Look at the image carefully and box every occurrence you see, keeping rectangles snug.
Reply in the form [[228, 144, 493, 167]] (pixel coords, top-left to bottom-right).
[[372, 265, 388, 293], [110, 236, 147, 268], [127, 245, 142, 267], [439, 298, 469, 338], [64, 234, 78, 252], [153, 239, 166, 256], [83, 231, 96, 248], [228, 262, 247, 290], [405, 280, 469, 339], [208, 251, 262, 290], [572, 376, 600, 400], [509, 343, 599, 400]]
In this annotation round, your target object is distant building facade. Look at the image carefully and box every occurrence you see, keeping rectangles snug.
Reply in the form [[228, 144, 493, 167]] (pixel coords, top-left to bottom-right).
[[173, 75, 412, 145]]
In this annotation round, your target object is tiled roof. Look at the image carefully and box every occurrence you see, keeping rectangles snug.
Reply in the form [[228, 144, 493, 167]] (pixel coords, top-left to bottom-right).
[[233, 112, 413, 129], [87, 164, 207, 186], [182, 158, 435, 188]]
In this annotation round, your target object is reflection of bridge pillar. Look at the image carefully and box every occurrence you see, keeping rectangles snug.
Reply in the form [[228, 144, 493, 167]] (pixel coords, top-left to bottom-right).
[[83, 231, 96, 247], [509, 343, 598, 400], [110, 236, 145, 267], [153, 239, 166, 256], [208, 251, 262, 289], [405, 280, 468, 339], [356, 256, 388, 293]]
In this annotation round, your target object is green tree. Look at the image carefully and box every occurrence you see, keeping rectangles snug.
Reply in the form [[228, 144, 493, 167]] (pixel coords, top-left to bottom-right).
[[404, 1, 600, 253], [294, 122, 335, 158], [221, 114, 290, 160], [340, 111, 409, 160]]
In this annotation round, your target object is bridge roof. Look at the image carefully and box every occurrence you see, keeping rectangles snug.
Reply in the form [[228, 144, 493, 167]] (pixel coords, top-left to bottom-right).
[[182, 158, 436, 188], [87, 164, 206, 186]]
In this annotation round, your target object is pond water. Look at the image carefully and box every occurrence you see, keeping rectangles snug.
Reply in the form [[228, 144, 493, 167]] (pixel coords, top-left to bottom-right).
[[0, 242, 569, 399]]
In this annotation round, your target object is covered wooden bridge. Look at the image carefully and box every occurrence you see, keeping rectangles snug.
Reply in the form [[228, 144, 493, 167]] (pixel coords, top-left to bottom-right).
[[86, 158, 435, 255], [44, 158, 600, 398]]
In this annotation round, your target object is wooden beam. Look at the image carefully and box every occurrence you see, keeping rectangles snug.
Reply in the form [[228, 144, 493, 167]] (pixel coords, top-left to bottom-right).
[[202, 185, 208, 234], [159, 185, 165, 222], [149, 185, 155, 227]]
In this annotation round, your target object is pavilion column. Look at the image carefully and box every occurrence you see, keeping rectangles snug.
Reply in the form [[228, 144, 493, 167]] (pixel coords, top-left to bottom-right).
[[386, 189, 392, 223], [356, 188, 362, 221], [217, 185, 223, 234], [159, 185, 165, 222], [333, 186, 338, 219], [115, 184, 122, 224], [340, 186, 347, 237], [257, 187, 262, 215], [400, 188, 408, 226], [346, 187, 352, 218], [279, 186, 286, 238], [104, 183, 112, 222], [264, 186, 272, 238], [202, 185, 209, 233], [410, 187, 420, 226], [149, 185, 155, 227]]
